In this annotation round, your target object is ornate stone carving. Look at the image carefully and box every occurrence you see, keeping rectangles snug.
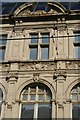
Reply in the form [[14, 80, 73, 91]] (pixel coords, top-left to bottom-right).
[[33, 73, 40, 82], [53, 70, 67, 79], [19, 62, 56, 71], [7, 103, 12, 109], [66, 61, 79, 69], [0, 64, 10, 71], [10, 31, 23, 38], [6, 72, 18, 82], [17, 9, 58, 17]]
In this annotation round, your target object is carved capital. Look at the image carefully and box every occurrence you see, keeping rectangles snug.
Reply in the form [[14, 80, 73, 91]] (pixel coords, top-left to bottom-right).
[[6, 72, 18, 82], [53, 70, 67, 80]]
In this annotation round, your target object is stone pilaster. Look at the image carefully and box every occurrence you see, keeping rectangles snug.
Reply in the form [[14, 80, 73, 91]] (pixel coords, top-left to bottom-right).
[[5, 72, 18, 118], [53, 72, 67, 118]]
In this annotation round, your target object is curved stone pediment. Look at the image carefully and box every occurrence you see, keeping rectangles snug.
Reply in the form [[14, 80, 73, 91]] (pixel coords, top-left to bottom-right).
[[13, 2, 66, 17]]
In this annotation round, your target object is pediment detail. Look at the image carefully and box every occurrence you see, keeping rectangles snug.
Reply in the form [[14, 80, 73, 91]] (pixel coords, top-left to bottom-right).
[[13, 2, 66, 17], [17, 9, 58, 17]]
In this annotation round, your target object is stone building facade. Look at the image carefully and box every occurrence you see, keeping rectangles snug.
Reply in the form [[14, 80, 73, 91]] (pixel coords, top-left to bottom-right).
[[0, 1, 80, 119]]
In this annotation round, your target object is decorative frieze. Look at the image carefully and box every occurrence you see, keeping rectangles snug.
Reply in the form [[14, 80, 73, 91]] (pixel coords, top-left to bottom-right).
[[17, 9, 58, 17], [19, 62, 56, 71], [0, 64, 10, 71], [66, 61, 79, 69]]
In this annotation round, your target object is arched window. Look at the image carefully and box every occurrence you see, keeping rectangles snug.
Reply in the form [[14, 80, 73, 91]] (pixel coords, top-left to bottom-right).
[[20, 83, 52, 119], [71, 83, 80, 119], [0, 88, 3, 118]]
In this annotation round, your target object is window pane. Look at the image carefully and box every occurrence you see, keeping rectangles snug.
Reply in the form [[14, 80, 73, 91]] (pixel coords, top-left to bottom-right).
[[75, 34, 80, 42], [38, 103, 51, 119], [30, 95, 35, 101], [0, 49, 5, 60], [46, 94, 51, 100], [42, 34, 49, 43], [72, 94, 77, 100], [30, 48, 37, 60], [0, 35, 7, 45], [72, 104, 80, 119], [22, 94, 28, 101], [21, 103, 34, 119], [38, 95, 44, 101], [31, 34, 38, 43], [41, 47, 48, 59], [74, 47, 80, 58]]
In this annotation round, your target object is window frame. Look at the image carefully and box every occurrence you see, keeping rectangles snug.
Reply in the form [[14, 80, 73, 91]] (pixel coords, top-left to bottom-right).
[[73, 33, 80, 59], [71, 84, 80, 119], [20, 84, 52, 119], [29, 32, 50, 60], [0, 35, 7, 61]]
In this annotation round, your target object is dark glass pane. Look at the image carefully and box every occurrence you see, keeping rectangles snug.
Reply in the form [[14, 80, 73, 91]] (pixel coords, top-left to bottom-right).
[[0, 49, 5, 60], [75, 34, 80, 42], [30, 95, 35, 101], [41, 47, 48, 59], [38, 95, 44, 101], [0, 35, 7, 45], [46, 94, 51, 101], [42, 34, 49, 43], [72, 94, 77, 100], [72, 104, 80, 119], [74, 47, 80, 58], [38, 103, 51, 119], [22, 94, 28, 101], [31, 34, 38, 43], [21, 103, 34, 119], [30, 47, 37, 60]]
